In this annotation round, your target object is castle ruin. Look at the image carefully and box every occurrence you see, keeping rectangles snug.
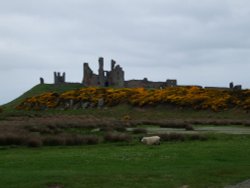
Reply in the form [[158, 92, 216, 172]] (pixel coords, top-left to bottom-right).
[[54, 72, 66, 84], [81, 57, 177, 88], [48, 57, 241, 90], [83, 57, 125, 87]]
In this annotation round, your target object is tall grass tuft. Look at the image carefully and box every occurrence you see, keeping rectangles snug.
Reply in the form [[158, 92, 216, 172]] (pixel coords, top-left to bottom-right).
[[43, 136, 66, 146], [142, 120, 189, 128], [26, 137, 43, 147], [64, 134, 99, 145], [104, 132, 132, 142], [0, 133, 27, 146], [185, 124, 194, 131], [158, 133, 208, 142], [42, 134, 99, 146], [132, 128, 147, 134], [114, 126, 127, 132]]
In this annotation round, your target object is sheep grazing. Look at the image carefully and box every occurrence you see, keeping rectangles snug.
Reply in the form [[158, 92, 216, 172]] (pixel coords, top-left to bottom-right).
[[141, 136, 161, 145]]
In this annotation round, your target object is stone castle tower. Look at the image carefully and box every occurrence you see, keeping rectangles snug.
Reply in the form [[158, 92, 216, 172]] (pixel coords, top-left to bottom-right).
[[82, 57, 125, 87], [54, 72, 65, 84]]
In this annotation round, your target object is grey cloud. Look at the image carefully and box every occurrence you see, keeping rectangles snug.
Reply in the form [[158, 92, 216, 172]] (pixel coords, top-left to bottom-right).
[[1, 0, 250, 104]]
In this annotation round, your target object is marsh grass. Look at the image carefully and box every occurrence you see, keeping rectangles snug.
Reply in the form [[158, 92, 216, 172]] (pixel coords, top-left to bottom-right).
[[104, 132, 132, 142], [0, 115, 250, 147], [132, 128, 148, 134], [2, 103, 250, 122], [158, 133, 209, 142]]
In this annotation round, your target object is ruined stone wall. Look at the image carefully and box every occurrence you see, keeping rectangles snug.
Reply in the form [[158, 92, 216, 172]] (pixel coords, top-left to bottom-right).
[[110, 65, 124, 87], [83, 57, 125, 88], [104, 59, 125, 87], [125, 80, 165, 88], [54, 72, 65, 84], [204, 87, 231, 90], [166, 79, 177, 87], [124, 80, 144, 88], [98, 57, 105, 87], [82, 63, 100, 86], [146, 81, 165, 88]]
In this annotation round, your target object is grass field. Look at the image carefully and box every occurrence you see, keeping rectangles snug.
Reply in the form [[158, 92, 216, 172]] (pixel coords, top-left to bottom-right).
[[0, 135, 250, 188], [1, 84, 250, 187]]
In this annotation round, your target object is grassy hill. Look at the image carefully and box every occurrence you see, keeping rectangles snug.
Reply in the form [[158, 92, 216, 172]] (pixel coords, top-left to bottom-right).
[[3, 83, 84, 110], [1, 84, 250, 120]]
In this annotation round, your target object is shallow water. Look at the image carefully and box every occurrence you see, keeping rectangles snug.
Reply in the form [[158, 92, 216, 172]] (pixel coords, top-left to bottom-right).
[[129, 126, 250, 135]]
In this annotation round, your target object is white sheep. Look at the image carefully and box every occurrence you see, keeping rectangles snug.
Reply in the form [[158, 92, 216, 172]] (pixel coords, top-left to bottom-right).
[[141, 136, 161, 145]]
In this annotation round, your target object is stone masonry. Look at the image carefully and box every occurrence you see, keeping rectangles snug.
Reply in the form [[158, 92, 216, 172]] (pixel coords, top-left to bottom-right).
[[82, 57, 125, 87], [54, 72, 65, 84]]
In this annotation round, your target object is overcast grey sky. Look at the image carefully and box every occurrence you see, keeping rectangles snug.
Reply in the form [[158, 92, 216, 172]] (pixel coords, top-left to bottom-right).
[[1, 0, 250, 105]]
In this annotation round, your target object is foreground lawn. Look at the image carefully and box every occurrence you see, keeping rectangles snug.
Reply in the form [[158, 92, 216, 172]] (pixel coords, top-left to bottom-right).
[[0, 135, 250, 188]]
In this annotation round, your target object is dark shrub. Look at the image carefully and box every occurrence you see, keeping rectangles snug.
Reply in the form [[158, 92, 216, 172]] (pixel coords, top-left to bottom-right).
[[189, 134, 208, 141], [25, 125, 60, 134], [26, 137, 43, 147], [100, 127, 114, 132], [40, 128, 55, 134], [44, 134, 100, 146], [168, 133, 186, 141], [158, 133, 208, 142], [114, 126, 127, 132], [46, 124, 62, 134], [230, 121, 244, 125], [0, 133, 26, 146], [104, 132, 132, 142], [189, 119, 231, 126], [0, 107, 3, 113], [189, 120, 202, 125], [158, 133, 185, 142], [25, 125, 39, 132], [210, 120, 232, 126], [216, 120, 231, 125], [64, 135, 99, 145], [64, 135, 82, 146], [43, 136, 66, 146], [185, 124, 194, 131], [244, 121, 250, 127], [82, 135, 99, 145], [158, 120, 188, 128], [132, 128, 147, 134]]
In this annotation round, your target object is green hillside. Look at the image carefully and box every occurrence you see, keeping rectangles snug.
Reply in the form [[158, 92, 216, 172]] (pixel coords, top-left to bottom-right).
[[3, 83, 84, 110], [2, 84, 250, 121]]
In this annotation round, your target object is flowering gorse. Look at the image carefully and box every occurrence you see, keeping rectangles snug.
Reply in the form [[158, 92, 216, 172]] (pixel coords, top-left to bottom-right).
[[16, 87, 250, 111]]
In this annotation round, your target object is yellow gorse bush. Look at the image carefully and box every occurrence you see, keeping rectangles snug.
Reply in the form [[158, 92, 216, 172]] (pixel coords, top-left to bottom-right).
[[17, 92, 59, 110], [16, 87, 250, 111]]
